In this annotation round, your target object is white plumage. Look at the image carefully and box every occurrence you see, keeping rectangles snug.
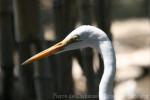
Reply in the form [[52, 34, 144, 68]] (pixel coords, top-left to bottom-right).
[[22, 25, 116, 100]]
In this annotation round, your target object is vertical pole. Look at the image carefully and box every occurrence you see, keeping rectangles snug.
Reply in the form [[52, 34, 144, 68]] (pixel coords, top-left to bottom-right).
[[0, 0, 14, 100], [53, 0, 77, 99], [13, 0, 39, 99], [14, 0, 55, 100], [93, 0, 112, 78], [34, 42, 54, 100], [78, 0, 98, 99], [93, 0, 112, 98], [145, 0, 150, 18], [94, 0, 112, 39]]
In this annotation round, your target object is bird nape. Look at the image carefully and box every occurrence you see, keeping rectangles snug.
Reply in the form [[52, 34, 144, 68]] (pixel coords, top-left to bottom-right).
[[22, 25, 116, 100]]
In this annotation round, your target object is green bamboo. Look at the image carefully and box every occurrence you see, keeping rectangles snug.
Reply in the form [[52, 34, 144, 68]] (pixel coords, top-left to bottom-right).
[[0, 0, 14, 100]]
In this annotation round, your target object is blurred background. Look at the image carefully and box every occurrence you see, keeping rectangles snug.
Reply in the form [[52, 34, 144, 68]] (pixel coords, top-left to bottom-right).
[[0, 0, 150, 100]]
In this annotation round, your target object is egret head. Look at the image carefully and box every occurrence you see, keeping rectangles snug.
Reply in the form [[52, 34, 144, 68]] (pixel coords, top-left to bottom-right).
[[63, 25, 105, 50], [22, 25, 105, 65]]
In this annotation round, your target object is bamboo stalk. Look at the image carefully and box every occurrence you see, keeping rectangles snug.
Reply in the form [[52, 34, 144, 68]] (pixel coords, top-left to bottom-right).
[[0, 0, 14, 100], [14, 0, 55, 100], [93, 0, 112, 39], [145, 0, 150, 17], [93, 1, 112, 99], [78, 0, 98, 99], [93, 0, 112, 81], [13, 0, 38, 99], [34, 42, 54, 100], [53, 0, 77, 99]]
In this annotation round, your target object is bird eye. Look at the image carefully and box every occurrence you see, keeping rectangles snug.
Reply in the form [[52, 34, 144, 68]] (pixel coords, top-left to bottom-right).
[[73, 35, 80, 40], [66, 35, 80, 45]]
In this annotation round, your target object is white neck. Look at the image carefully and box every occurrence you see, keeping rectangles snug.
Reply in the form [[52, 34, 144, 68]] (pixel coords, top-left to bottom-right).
[[97, 40, 116, 100]]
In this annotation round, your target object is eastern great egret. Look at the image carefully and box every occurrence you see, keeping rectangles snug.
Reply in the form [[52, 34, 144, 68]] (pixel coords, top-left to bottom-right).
[[22, 25, 116, 100]]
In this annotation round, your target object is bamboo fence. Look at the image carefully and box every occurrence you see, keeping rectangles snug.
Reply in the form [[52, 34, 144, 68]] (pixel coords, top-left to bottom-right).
[[0, 0, 114, 100]]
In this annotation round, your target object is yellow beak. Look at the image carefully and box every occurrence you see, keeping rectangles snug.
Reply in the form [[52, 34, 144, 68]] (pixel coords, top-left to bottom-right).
[[21, 39, 67, 66]]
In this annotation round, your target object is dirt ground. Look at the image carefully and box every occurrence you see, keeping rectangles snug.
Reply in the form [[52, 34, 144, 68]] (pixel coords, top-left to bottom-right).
[[112, 18, 150, 100]]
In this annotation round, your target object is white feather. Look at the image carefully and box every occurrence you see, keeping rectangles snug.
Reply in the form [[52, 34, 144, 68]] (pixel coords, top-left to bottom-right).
[[63, 25, 116, 100]]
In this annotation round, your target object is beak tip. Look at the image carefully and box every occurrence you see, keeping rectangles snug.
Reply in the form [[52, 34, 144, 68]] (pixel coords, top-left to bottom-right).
[[21, 62, 26, 66], [20, 40, 66, 66], [21, 60, 29, 66]]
